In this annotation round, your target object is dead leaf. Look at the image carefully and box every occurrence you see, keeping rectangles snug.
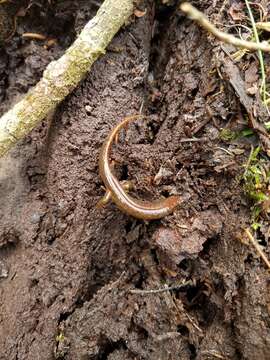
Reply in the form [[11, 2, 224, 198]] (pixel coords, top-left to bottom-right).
[[245, 62, 259, 85], [245, 62, 259, 95], [16, 7, 28, 17], [228, 2, 246, 21], [222, 55, 270, 155]]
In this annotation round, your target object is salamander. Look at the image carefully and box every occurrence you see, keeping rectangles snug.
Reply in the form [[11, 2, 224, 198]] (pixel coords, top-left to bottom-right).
[[98, 115, 180, 220]]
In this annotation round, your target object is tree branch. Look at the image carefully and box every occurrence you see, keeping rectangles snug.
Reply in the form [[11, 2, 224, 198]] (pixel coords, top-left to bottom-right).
[[0, 0, 134, 157], [180, 2, 270, 52]]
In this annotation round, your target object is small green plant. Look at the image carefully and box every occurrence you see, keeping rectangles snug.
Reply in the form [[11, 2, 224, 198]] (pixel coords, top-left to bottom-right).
[[240, 128, 254, 137], [56, 333, 65, 342], [220, 127, 254, 142], [242, 146, 270, 220], [219, 128, 238, 141], [251, 221, 262, 230], [265, 121, 270, 130]]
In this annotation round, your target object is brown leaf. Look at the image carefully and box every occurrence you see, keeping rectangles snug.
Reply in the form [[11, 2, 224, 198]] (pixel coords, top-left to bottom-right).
[[228, 2, 245, 21], [222, 56, 270, 155], [245, 62, 259, 85], [245, 62, 259, 95]]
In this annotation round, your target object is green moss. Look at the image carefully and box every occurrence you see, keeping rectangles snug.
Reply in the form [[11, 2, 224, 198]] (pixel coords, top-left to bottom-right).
[[239, 128, 254, 137], [56, 333, 65, 342], [219, 128, 238, 141], [220, 127, 255, 142], [251, 222, 262, 231], [242, 146, 270, 219]]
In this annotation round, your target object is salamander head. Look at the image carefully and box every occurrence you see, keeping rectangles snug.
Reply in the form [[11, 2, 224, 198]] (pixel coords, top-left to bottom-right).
[[165, 195, 181, 211]]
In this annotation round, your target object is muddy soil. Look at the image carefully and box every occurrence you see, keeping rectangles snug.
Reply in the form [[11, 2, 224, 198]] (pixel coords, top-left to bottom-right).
[[0, 1, 269, 359]]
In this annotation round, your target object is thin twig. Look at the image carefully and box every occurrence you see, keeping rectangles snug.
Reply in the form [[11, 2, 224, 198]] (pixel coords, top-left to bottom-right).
[[129, 280, 193, 294], [200, 350, 226, 359], [245, 228, 270, 270], [180, 2, 270, 52], [244, 0, 267, 107], [179, 137, 208, 143], [0, 0, 134, 157]]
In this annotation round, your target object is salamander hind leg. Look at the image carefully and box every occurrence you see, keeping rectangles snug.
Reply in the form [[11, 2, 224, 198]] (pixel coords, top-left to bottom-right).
[[121, 180, 133, 192], [96, 189, 112, 209]]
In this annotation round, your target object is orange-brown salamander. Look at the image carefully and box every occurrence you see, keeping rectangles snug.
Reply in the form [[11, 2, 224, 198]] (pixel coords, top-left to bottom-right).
[[98, 115, 180, 220]]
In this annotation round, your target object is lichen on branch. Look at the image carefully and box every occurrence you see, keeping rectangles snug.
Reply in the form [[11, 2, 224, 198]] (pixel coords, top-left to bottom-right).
[[0, 0, 134, 157]]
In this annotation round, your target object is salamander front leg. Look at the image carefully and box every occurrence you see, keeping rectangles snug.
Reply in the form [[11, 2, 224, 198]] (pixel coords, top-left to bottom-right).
[[96, 181, 132, 209], [96, 188, 112, 209]]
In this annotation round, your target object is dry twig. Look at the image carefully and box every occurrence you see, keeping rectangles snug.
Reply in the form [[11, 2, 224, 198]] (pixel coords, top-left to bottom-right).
[[180, 2, 270, 52], [129, 280, 193, 294], [245, 228, 270, 270], [0, 0, 133, 157]]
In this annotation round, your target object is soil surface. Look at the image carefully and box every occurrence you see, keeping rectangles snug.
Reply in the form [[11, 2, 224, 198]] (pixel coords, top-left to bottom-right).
[[0, 1, 270, 359]]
